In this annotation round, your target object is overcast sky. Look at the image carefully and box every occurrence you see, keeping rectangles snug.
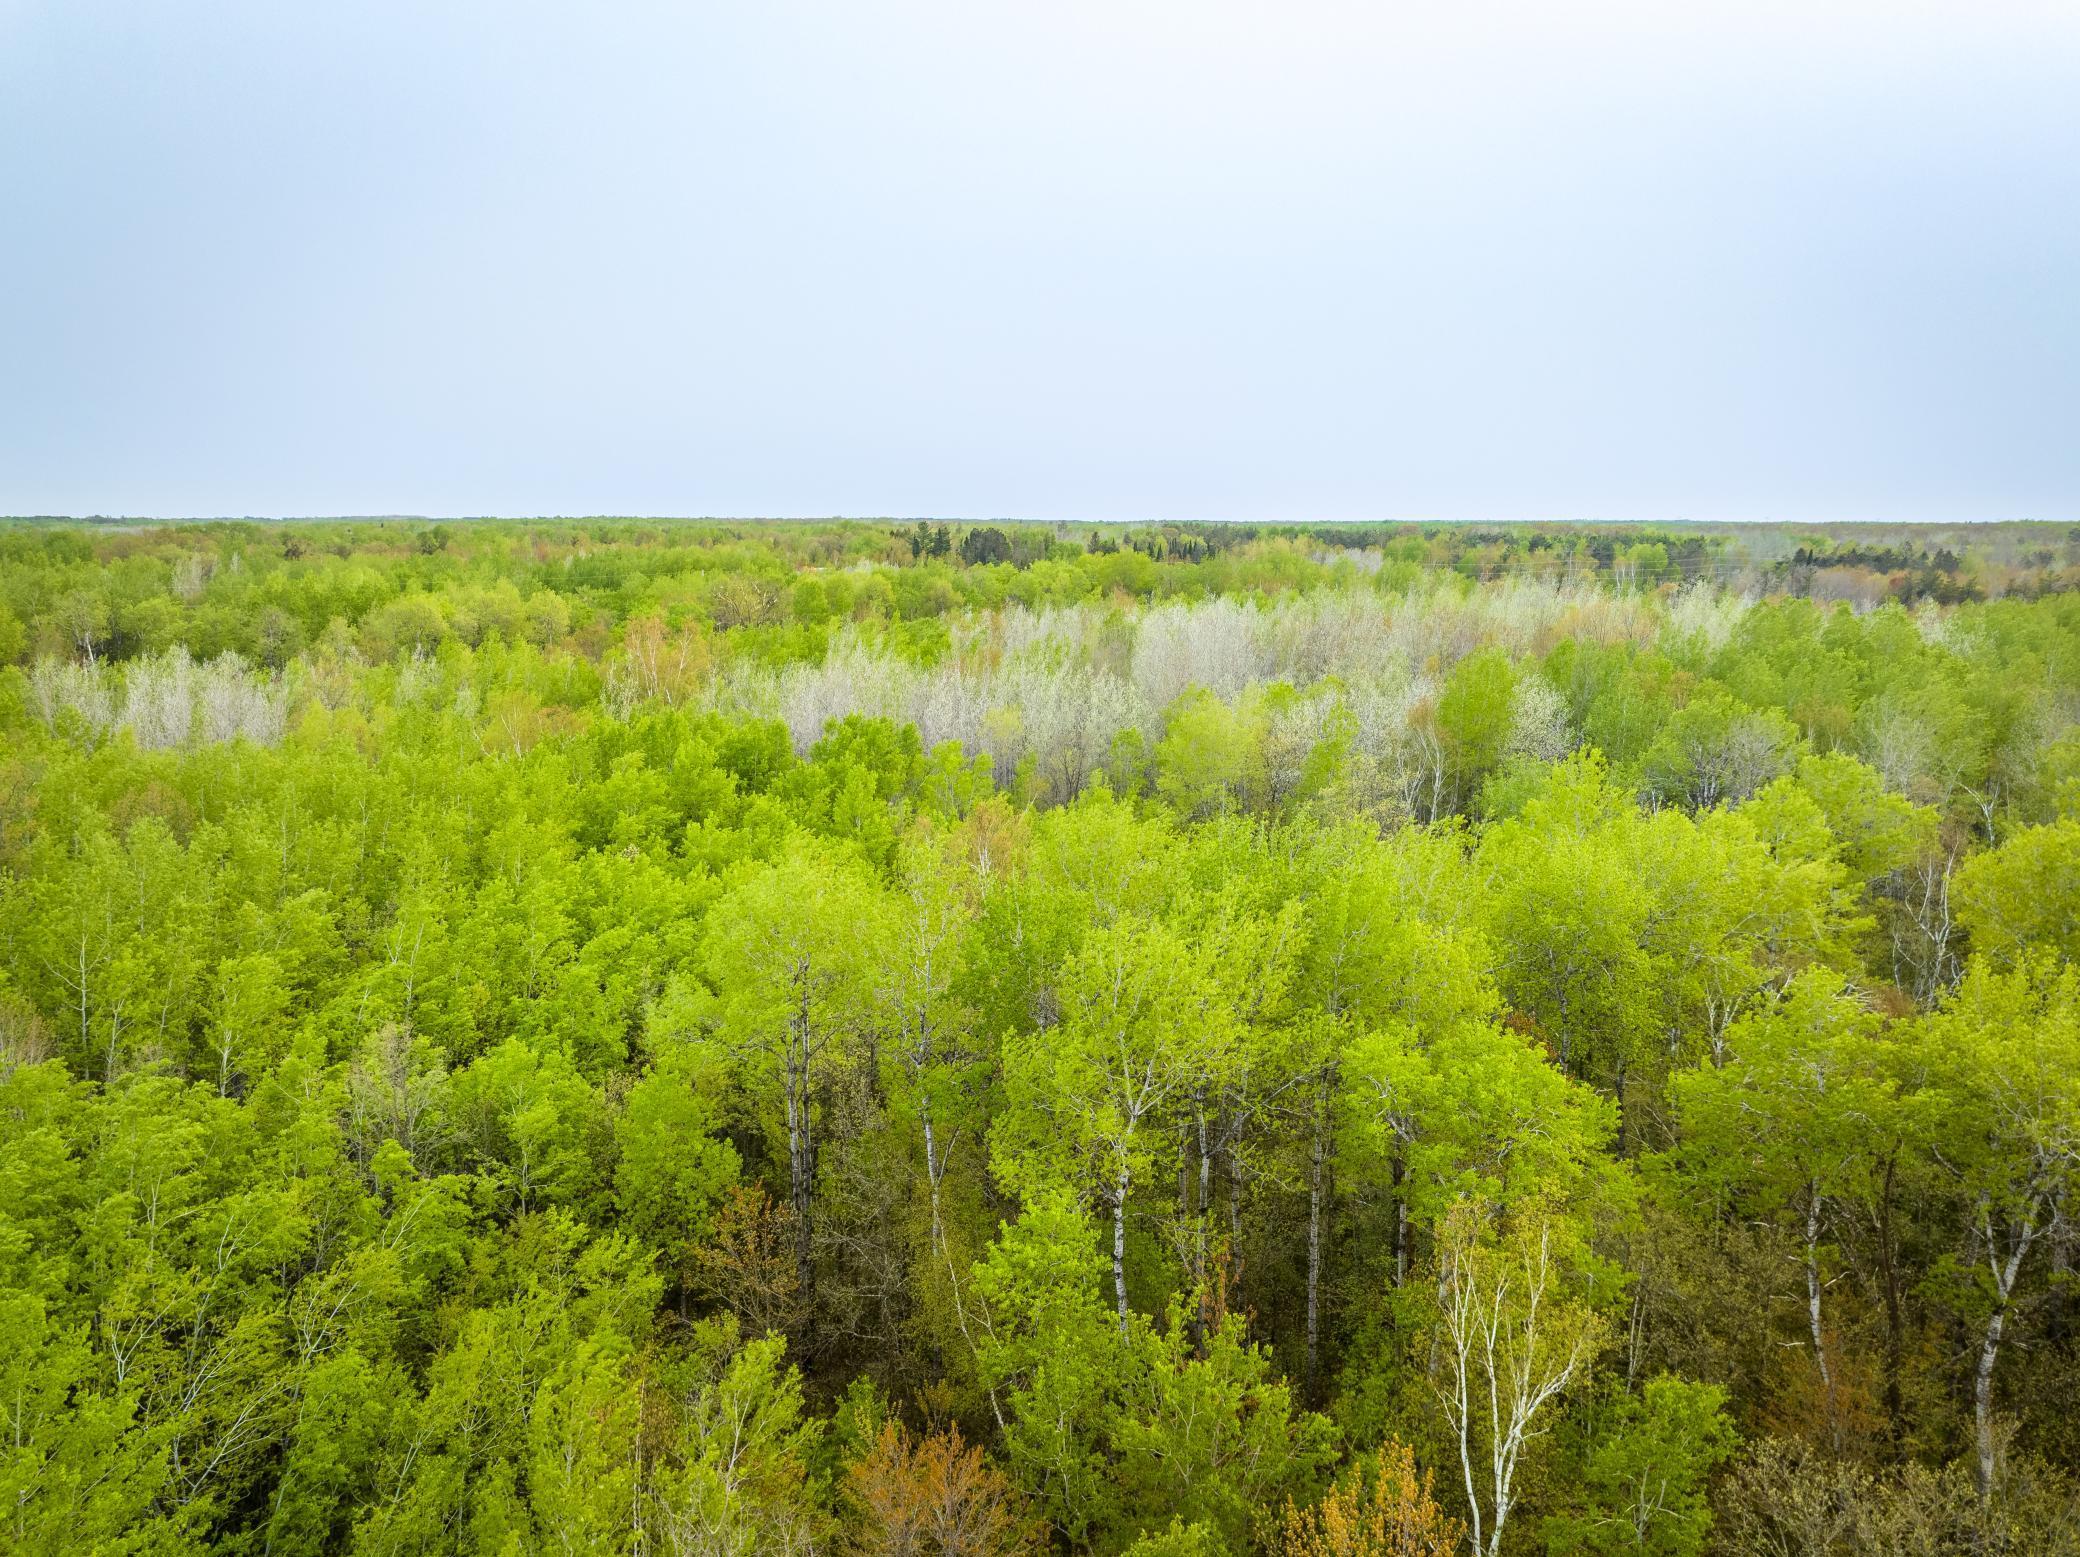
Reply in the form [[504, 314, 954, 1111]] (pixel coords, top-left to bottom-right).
[[2, 1, 2076, 522]]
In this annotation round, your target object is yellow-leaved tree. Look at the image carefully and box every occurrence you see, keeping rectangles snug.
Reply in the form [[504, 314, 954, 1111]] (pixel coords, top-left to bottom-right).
[[1276, 1440, 1464, 1557]]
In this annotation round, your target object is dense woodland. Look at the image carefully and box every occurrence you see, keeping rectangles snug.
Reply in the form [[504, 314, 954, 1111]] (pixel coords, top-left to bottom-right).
[[2, 517, 2079, 1556]]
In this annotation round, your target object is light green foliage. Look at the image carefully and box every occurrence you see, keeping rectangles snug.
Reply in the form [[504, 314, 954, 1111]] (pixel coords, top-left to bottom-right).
[[1479, 753, 1856, 1151], [646, 1326, 827, 1555], [1545, 1378, 1736, 1557], [1906, 955, 2080, 1491], [1955, 816, 2080, 966], [0, 1288, 169, 1553], [676, 835, 896, 1298], [1666, 971, 1901, 1445], [1111, 1304, 1338, 1550], [1909, 956, 2080, 1279], [1119, 1518, 1223, 1556], [1431, 646, 1518, 814], [1156, 688, 1269, 820], [1346, 1017, 1617, 1226], [974, 1191, 1124, 1543], [1, 520, 2078, 1555], [449, 1038, 608, 1215], [1297, 822, 1494, 1031], [996, 913, 1241, 1319], [1772, 751, 1934, 884], [1669, 970, 1894, 1226], [973, 1194, 1334, 1554], [1479, 756, 1659, 1091], [1640, 688, 1800, 810], [614, 1045, 740, 1263]]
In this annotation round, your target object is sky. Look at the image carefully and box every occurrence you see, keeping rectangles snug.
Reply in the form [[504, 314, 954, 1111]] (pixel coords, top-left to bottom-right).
[[1, 1, 2077, 523]]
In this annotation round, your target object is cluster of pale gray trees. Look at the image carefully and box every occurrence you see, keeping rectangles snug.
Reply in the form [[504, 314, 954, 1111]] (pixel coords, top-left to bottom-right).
[[27, 648, 289, 749], [713, 582, 1752, 809]]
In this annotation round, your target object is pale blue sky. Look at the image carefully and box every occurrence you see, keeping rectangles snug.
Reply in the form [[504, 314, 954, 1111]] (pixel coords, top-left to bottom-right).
[[2, 1, 2076, 522]]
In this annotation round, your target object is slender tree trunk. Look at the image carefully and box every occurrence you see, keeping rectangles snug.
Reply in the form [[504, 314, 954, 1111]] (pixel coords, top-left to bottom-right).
[[786, 990, 816, 1302], [1975, 1205, 2037, 1499], [1112, 1166, 1132, 1333], [77, 938, 92, 1058], [1975, 1302, 2007, 1500], [920, 1095, 942, 1249], [1197, 1103, 1212, 1218], [1876, 1152, 1906, 1443], [1177, 1125, 1191, 1220], [1305, 1070, 1331, 1399], [1393, 1150, 1410, 1288], [1192, 1095, 1213, 1352], [1612, 1057, 1627, 1158], [1225, 1142, 1245, 1298], [2050, 1190, 2074, 1350], [1804, 1188, 1836, 1450], [923, 1092, 1006, 1431]]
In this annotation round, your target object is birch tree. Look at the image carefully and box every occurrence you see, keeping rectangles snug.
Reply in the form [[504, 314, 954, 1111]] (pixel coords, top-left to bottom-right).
[[883, 819, 1003, 1406], [996, 915, 1238, 1329], [1907, 954, 2080, 1497], [1667, 969, 1894, 1449], [1428, 1199, 1605, 1557]]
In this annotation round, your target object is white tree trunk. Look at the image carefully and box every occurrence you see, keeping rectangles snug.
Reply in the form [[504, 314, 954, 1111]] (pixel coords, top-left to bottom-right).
[[1974, 1201, 2037, 1499], [1112, 1166, 1132, 1333], [1305, 1076, 1330, 1394]]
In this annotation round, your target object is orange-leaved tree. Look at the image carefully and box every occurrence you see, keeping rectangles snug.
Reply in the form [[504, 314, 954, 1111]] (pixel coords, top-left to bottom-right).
[[846, 1420, 1045, 1557]]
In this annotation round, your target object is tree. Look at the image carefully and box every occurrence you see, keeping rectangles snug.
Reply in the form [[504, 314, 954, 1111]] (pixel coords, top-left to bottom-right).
[[1422, 648, 1517, 818], [448, 1038, 605, 1216], [1479, 756, 1657, 1099], [845, 1421, 1042, 1556], [1276, 1440, 1463, 1557], [0, 1290, 170, 1553], [1345, 1017, 1616, 1250], [684, 839, 895, 1301], [1907, 954, 2080, 1496], [996, 915, 1238, 1328], [972, 1192, 1335, 1554], [1954, 816, 2080, 968], [1544, 1378, 1735, 1557], [606, 612, 713, 713], [205, 953, 288, 1098], [885, 821, 998, 1403], [1155, 689, 1269, 820], [1640, 690, 1798, 811], [8, 520, 2080, 1557], [1121, 1520, 1222, 1556], [1298, 823, 1496, 1307], [959, 528, 1014, 568], [1110, 1302, 1337, 1550], [614, 1045, 741, 1294], [47, 589, 111, 665], [647, 1326, 828, 1555], [689, 1184, 809, 1338], [524, 1341, 643, 1554], [971, 1191, 1123, 1546], [1666, 971, 1893, 1449], [1428, 1200, 1606, 1557]]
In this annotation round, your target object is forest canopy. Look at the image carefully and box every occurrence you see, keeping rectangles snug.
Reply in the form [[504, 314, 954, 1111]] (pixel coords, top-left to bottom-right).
[[1, 516, 2077, 1556]]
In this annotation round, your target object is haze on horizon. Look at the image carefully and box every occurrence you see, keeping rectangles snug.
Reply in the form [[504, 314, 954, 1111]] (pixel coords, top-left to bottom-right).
[[2, 1, 2076, 524]]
